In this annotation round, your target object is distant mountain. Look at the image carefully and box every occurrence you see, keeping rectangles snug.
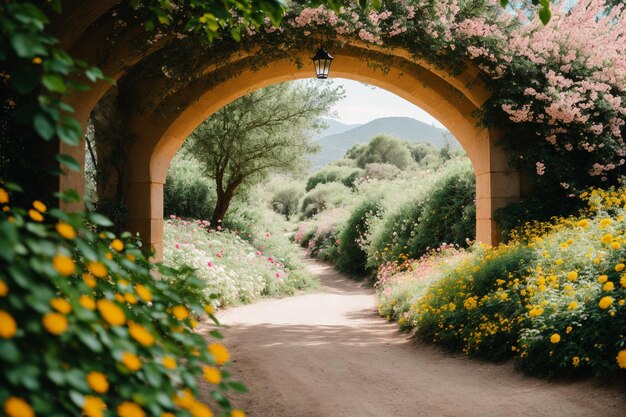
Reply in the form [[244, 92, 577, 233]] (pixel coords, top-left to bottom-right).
[[311, 119, 361, 141], [309, 117, 455, 169]]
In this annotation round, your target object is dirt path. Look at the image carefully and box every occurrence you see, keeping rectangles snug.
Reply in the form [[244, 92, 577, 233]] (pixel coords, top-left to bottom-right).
[[198, 257, 626, 417]]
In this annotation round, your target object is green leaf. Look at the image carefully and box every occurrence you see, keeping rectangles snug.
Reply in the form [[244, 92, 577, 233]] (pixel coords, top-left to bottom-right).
[[10, 33, 47, 58], [499, 0, 509, 7], [227, 381, 248, 393], [68, 390, 85, 407], [85, 67, 104, 82], [33, 113, 56, 140], [42, 74, 67, 94], [88, 213, 114, 227], [56, 119, 81, 146], [57, 188, 81, 203], [77, 331, 103, 353], [56, 154, 81, 172], [539, 6, 552, 25], [0, 340, 21, 363]]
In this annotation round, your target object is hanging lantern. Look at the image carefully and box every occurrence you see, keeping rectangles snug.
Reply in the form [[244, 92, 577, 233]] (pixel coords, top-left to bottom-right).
[[312, 47, 334, 79]]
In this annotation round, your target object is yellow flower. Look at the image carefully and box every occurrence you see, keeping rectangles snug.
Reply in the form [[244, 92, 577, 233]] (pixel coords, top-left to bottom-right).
[[172, 305, 189, 320], [4, 397, 34, 417], [555, 258, 563, 266], [87, 372, 109, 393], [32, 200, 47, 213], [97, 300, 126, 326], [111, 239, 124, 252], [204, 304, 214, 315], [0, 310, 17, 338], [126, 254, 136, 262], [231, 410, 246, 417], [528, 307, 544, 317], [128, 321, 155, 347], [621, 275, 626, 288], [550, 333, 560, 344], [124, 293, 138, 304], [600, 218, 612, 229], [203, 366, 221, 384], [0, 279, 8, 297], [603, 281, 614, 291], [79, 295, 96, 310], [188, 402, 213, 417], [28, 209, 43, 222], [105, 252, 113, 261], [617, 350, 626, 369], [121, 352, 141, 371], [566, 271, 578, 281], [208, 342, 230, 365], [566, 326, 572, 334], [173, 389, 195, 409], [576, 219, 589, 228], [616, 263, 625, 272], [88, 262, 107, 278], [567, 301, 578, 310], [611, 242, 621, 250], [115, 294, 125, 303], [83, 273, 97, 288], [53, 254, 75, 276], [162, 356, 177, 370], [118, 401, 145, 417], [600, 234, 614, 244], [572, 356, 580, 367], [135, 284, 152, 302], [32, 57, 42, 64], [598, 296, 614, 309], [598, 275, 608, 284], [0, 188, 9, 204], [51, 297, 72, 314], [56, 222, 76, 240], [83, 396, 106, 417], [42, 312, 68, 335]]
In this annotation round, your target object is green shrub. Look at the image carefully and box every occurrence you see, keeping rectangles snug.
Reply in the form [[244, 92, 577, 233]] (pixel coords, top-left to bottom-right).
[[415, 243, 534, 360], [0, 187, 243, 417], [335, 200, 382, 275], [409, 161, 475, 252], [305, 166, 364, 191], [356, 135, 413, 170], [300, 182, 352, 218], [164, 155, 215, 219], [270, 185, 304, 220]]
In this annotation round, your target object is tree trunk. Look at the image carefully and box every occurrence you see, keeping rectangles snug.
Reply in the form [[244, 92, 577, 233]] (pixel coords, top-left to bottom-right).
[[210, 178, 242, 227]]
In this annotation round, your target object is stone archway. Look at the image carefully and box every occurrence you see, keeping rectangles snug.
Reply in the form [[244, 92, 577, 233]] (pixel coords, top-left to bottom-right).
[[52, 4, 520, 260], [117, 44, 519, 259]]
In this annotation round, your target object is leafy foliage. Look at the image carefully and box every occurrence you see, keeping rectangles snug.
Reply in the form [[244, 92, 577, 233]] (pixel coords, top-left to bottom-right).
[[0, 187, 244, 417]]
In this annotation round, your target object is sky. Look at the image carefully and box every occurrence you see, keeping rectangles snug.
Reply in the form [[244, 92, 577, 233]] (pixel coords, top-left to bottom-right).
[[325, 78, 446, 128]]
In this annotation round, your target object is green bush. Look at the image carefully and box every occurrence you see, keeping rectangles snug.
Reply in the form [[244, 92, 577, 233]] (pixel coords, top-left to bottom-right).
[[415, 243, 534, 359], [300, 182, 352, 218], [335, 200, 382, 275], [378, 187, 626, 377], [356, 135, 413, 170], [305, 166, 364, 191], [164, 155, 215, 219], [409, 161, 475, 252], [270, 185, 304, 220], [0, 187, 243, 417]]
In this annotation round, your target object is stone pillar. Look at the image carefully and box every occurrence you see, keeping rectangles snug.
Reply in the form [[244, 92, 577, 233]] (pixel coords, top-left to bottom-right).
[[126, 181, 165, 261], [474, 128, 520, 246]]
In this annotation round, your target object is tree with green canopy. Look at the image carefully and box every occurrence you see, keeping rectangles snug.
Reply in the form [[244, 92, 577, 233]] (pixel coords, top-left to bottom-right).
[[186, 81, 344, 225], [356, 135, 413, 170]]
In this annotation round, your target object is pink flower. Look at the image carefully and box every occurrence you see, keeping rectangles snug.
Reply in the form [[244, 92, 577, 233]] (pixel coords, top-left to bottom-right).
[[535, 162, 546, 176], [208, 261, 213, 267], [175, 244, 180, 249], [265, 233, 271, 238], [275, 272, 281, 278]]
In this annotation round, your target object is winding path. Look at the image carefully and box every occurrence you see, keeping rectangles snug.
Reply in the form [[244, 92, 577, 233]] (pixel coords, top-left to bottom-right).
[[199, 257, 626, 417]]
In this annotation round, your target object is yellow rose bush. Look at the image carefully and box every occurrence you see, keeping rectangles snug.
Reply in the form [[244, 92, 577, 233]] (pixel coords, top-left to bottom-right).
[[0, 186, 246, 416], [378, 187, 626, 377]]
